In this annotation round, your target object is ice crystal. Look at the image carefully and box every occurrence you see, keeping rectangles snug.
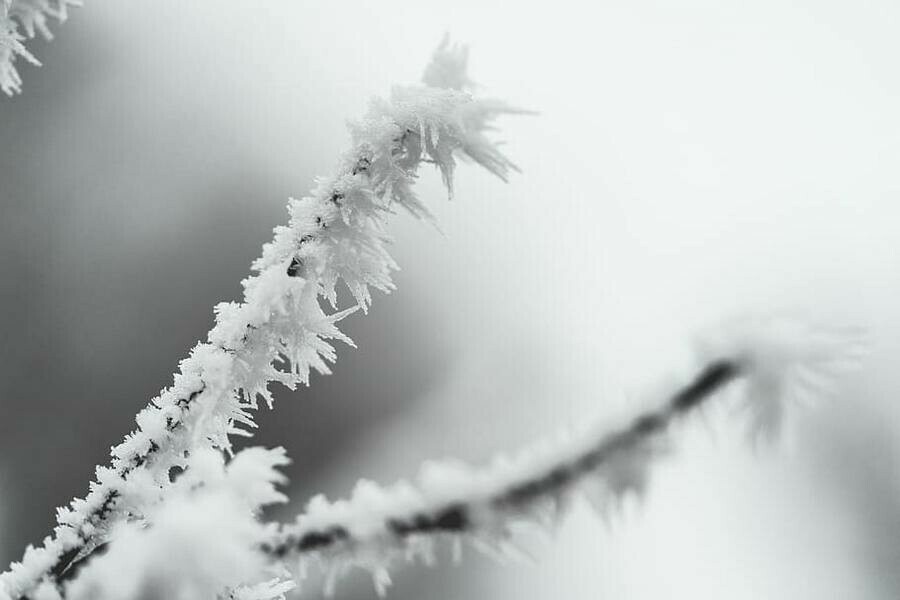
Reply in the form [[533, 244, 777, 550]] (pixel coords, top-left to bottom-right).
[[0, 0, 78, 95]]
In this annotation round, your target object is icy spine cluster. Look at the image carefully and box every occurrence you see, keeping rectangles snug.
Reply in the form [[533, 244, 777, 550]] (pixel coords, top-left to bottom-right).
[[0, 40, 521, 600]]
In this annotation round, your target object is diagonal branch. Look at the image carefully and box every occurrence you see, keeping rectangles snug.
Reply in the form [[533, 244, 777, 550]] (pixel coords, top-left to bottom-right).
[[0, 40, 524, 600], [267, 359, 739, 555], [263, 317, 861, 595]]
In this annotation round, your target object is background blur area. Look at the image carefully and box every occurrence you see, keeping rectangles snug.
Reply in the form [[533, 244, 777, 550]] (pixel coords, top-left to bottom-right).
[[1, 1, 899, 598]]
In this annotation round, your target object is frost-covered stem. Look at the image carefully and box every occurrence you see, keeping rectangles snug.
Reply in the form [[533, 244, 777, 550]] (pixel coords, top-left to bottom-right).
[[0, 40, 521, 600], [265, 314, 861, 595], [266, 360, 740, 561]]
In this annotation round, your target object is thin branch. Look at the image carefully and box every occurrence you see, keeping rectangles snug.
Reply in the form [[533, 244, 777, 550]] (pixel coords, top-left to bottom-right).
[[266, 360, 740, 558], [263, 316, 861, 595], [0, 41, 523, 600]]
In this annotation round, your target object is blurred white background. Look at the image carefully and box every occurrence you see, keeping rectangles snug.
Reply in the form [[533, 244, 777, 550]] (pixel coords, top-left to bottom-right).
[[1, 1, 898, 598]]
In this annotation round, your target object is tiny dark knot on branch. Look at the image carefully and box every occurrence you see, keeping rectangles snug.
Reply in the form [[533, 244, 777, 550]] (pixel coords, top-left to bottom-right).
[[174, 387, 204, 409], [286, 257, 303, 278], [95, 490, 120, 520], [498, 465, 574, 508], [632, 413, 666, 435], [387, 504, 469, 537], [294, 526, 350, 552], [168, 465, 185, 483], [352, 157, 371, 175]]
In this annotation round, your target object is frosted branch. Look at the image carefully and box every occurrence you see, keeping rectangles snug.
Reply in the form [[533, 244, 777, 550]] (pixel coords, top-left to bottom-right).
[[0, 27, 864, 600], [264, 317, 862, 596], [62, 447, 294, 600], [0, 41, 523, 600]]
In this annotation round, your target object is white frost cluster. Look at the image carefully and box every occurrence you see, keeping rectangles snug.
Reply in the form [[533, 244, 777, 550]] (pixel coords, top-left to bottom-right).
[[0, 0, 79, 95], [0, 40, 522, 600], [60, 448, 292, 600]]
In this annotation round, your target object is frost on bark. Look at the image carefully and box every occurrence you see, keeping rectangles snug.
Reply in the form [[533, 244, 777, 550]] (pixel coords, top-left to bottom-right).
[[0, 35, 863, 600]]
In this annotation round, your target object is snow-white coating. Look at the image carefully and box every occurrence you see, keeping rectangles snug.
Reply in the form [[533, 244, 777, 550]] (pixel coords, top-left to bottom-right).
[[0, 0, 79, 95], [0, 40, 522, 600], [261, 317, 862, 597], [61, 447, 292, 600]]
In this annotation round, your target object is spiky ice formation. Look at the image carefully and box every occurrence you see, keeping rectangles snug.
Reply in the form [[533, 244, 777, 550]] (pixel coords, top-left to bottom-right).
[[0, 40, 523, 600]]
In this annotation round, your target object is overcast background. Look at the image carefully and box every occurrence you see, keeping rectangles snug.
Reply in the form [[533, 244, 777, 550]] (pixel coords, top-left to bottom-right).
[[1, 1, 899, 598]]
